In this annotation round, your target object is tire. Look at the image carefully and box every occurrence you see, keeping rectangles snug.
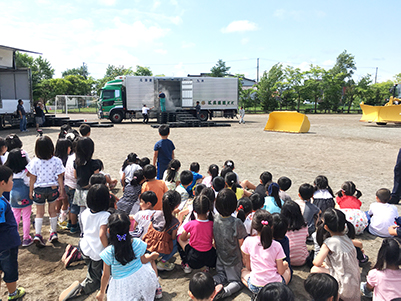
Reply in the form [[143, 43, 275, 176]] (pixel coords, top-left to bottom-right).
[[199, 111, 208, 121], [110, 111, 123, 123], [376, 122, 387, 125]]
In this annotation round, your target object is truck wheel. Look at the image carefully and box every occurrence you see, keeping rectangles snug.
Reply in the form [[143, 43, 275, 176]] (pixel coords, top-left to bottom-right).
[[376, 122, 387, 125], [110, 111, 123, 123], [199, 111, 208, 121]]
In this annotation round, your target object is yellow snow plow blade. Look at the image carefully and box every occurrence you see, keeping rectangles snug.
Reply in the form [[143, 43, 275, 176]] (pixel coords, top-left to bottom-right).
[[360, 97, 401, 124], [264, 111, 310, 133]]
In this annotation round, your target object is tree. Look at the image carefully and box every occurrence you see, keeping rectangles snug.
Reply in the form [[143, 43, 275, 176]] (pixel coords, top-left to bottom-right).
[[282, 66, 305, 111], [332, 50, 356, 81], [210, 59, 230, 77], [256, 63, 284, 111], [367, 81, 393, 105], [134, 65, 152, 76], [15, 52, 54, 100], [394, 73, 401, 83], [62, 65, 88, 78], [64, 75, 94, 95], [303, 65, 325, 113], [95, 65, 135, 95]]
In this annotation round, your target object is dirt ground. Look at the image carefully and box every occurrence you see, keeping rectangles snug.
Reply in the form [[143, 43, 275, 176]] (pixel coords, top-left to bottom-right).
[[2, 113, 401, 301]]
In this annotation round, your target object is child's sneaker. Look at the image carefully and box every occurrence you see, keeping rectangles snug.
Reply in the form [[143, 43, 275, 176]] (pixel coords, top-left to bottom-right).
[[70, 224, 80, 234], [8, 287, 26, 300], [181, 262, 192, 274], [155, 283, 163, 299], [58, 220, 69, 230], [34, 234, 46, 247], [59, 281, 82, 301], [61, 244, 74, 263], [360, 282, 373, 298], [157, 260, 175, 271], [22, 237, 34, 247], [49, 232, 58, 243], [64, 247, 79, 268]]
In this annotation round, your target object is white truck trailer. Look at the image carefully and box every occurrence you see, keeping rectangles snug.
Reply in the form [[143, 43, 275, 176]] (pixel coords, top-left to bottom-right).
[[98, 76, 238, 123]]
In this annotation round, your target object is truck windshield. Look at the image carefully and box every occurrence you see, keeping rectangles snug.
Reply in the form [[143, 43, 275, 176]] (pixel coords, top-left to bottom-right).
[[101, 90, 116, 100]]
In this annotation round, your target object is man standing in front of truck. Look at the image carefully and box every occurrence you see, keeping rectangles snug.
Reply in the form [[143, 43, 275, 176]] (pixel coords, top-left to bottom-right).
[[158, 91, 166, 112], [17, 99, 27, 132]]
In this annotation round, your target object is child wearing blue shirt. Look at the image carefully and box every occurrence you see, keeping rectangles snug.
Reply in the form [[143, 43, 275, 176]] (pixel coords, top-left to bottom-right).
[[186, 162, 203, 196], [0, 165, 26, 300], [153, 125, 175, 180]]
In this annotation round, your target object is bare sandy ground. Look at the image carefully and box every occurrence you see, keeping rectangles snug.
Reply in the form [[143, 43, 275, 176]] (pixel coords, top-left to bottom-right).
[[2, 113, 401, 301]]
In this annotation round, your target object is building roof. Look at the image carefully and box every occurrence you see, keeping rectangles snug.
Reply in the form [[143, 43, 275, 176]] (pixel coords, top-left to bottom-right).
[[0, 45, 42, 55]]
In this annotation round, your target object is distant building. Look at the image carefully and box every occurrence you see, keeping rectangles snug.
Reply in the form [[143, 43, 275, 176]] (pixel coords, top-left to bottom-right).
[[187, 73, 257, 89]]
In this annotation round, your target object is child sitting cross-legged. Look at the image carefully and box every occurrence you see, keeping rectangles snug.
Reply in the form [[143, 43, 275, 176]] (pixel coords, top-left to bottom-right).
[[96, 212, 159, 301], [213, 188, 248, 299]]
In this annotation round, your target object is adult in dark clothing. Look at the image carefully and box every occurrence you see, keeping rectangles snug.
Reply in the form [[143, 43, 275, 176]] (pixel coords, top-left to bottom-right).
[[195, 101, 201, 120], [17, 99, 27, 132], [390, 148, 401, 204], [35, 101, 45, 130]]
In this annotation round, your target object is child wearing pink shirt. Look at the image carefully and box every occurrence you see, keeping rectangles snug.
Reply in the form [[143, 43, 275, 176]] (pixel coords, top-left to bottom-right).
[[178, 195, 216, 273], [241, 210, 291, 294], [361, 237, 401, 300]]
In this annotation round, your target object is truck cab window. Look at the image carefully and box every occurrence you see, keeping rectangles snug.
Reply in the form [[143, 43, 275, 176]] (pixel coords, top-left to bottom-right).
[[102, 90, 116, 99]]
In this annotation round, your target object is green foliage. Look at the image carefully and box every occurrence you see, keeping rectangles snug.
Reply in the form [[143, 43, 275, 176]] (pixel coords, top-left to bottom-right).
[[394, 73, 401, 84], [210, 59, 231, 77], [367, 81, 393, 105], [257, 63, 284, 111], [134, 65, 152, 76], [62, 65, 88, 78], [95, 65, 135, 95], [240, 88, 257, 109], [15, 52, 54, 100]]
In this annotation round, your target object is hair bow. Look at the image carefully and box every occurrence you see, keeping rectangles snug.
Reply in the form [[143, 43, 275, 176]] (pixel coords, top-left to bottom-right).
[[261, 220, 269, 226], [116, 234, 127, 241], [237, 205, 244, 211], [21, 150, 26, 158]]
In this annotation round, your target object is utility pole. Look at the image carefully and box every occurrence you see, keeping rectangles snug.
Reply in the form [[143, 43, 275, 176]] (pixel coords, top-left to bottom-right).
[[83, 62, 87, 79], [374, 67, 378, 84], [257, 58, 259, 82]]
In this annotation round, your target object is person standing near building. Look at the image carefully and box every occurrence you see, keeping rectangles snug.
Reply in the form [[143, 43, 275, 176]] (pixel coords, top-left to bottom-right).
[[35, 101, 45, 131], [239, 107, 245, 124], [195, 101, 201, 120], [142, 104, 154, 124], [17, 99, 27, 132], [159, 91, 166, 112]]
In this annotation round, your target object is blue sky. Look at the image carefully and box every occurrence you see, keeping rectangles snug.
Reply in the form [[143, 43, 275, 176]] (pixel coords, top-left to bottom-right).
[[1, 0, 399, 82]]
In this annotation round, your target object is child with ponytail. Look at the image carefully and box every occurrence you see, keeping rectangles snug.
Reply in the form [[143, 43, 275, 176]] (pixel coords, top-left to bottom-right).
[[162, 159, 181, 190], [361, 237, 401, 300], [96, 212, 159, 301], [241, 210, 291, 295], [202, 164, 219, 188], [311, 208, 360, 301], [178, 195, 216, 273], [117, 169, 145, 215], [225, 172, 244, 200], [263, 183, 284, 214]]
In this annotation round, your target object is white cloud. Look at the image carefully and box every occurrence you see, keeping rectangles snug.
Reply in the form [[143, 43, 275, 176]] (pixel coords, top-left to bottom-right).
[[241, 38, 249, 45], [297, 62, 311, 72], [221, 20, 258, 33], [169, 16, 182, 25], [182, 41, 195, 48], [152, 1, 161, 10], [99, 0, 117, 6], [274, 9, 285, 18], [322, 59, 335, 68], [154, 49, 167, 54]]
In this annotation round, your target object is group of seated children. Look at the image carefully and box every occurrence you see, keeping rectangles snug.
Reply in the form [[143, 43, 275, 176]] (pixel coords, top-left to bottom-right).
[[3, 124, 401, 301]]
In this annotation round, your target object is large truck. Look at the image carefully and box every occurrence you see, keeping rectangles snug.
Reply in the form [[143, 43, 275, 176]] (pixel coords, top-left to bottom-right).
[[97, 76, 238, 123], [0, 45, 36, 128]]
